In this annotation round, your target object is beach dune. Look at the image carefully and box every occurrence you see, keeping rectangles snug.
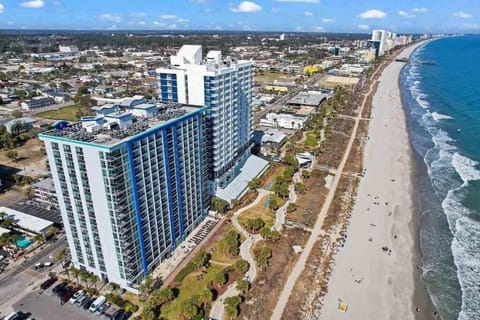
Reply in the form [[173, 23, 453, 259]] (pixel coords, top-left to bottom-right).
[[319, 43, 435, 320]]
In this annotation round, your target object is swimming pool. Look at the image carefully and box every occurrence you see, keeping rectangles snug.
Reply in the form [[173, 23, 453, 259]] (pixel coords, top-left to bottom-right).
[[16, 237, 33, 249]]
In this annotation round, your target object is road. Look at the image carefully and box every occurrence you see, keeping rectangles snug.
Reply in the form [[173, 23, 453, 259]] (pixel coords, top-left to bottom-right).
[[0, 237, 67, 316], [253, 73, 324, 125], [269, 55, 388, 320]]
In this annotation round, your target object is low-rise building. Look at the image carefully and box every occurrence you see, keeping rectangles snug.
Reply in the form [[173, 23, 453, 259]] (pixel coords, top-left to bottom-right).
[[260, 112, 307, 130], [0, 206, 54, 236], [20, 96, 55, 111], [4, 117, 37, 134], [32, 178, 59, 210]]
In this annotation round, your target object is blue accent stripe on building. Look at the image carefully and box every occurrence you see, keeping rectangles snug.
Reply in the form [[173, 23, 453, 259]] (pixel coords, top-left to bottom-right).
[[172, 126, 185, 241], [162, 130, 177, 251], [126, 142, 148, 276], [197, 114, 206, 218]]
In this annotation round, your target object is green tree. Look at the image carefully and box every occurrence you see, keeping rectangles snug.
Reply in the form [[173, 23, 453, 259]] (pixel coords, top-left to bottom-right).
[[246, 218, 265, 232], [294, 182, 306, 194], [269, 197, 279, 211], [213, 271, 227, 287], [80, 271, 90, 288], [192, 251, 210, 269], [56, 247, 68, 268], [248, 177, 260, 191], [1, 217, 15, 229], [236, 279, 249, 293], [198, 288, 213, 307], [260, 227, 271, 240], [5, 150, 18, 162], [287, 202, 297, 213], [70, 267, 81, 284], [48, 271, 57, 279], [211, 197, 230, 214], [180, 299, 198, 319], [223, 230, 240, 256], [138, 275, 154, 298], [234, 259, 250, 274], [224, 296, 242, 319], [302, 170, 311, 180]]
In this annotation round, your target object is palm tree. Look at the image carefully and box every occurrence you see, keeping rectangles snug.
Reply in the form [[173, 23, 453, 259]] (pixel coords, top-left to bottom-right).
[[180, 299, 198, 320], [56, 248, 67, 268], [9, 233, 21, 251], [70, 267, 81, 284], [89, 274, 98, 291], [80, 271, 90, 288]]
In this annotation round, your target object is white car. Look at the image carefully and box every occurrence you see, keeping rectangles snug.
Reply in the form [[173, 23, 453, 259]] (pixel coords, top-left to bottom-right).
[[68, 290, 85, 304], [44, 261, 53, 267]]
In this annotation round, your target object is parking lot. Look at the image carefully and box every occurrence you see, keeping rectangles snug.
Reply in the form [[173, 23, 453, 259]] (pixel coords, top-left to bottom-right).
[[14, 291, 100, 320]]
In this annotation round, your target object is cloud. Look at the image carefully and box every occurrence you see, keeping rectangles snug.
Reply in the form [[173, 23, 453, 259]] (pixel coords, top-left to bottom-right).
[[304, 11, 313, 17], [358, 24, 370, 30], [398, 10, 415, 18], [204, 7, 214, 13], [312, 26, 324, 32], [322, 18, 335, 23], [99, 13, 122, 22], [276, 0, 320, 3], [359, 9, 387, 19], [153, 21, 167, 27], [296, 26, 303, 31], [160, 14, 177, 19], [168, 24, 177, 29], [412, 8, 428, 13], [0, 3, 3, 13], [177, 18, 189, 23], [271, 7, 281, 13], [230, 1, 262, 13], [19, 0, 44, 8], [52, 0, 61, 5], [453, 11, 472, 19]]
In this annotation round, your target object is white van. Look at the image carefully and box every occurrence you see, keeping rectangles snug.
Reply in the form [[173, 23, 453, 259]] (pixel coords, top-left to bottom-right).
[[89, 295, 106, 312], [4, 312, 19, 320]]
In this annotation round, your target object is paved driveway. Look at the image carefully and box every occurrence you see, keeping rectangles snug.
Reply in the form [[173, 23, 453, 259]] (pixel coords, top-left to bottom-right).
[[14, 291, 100, 320]]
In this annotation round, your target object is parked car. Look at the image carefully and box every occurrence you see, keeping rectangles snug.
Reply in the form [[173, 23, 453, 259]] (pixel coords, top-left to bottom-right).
[[89, 295, 106, 312], [56, 285, 71, 297], [112, 309, 124, 320], [43, 261, 53, 267], [52, 282, 67, 294], [68, 290, 85, 304], [61, 287, 78, 304], [40, 277, 57, 290], [119, 311, 132, 320], [95, 302, 110, 315], [76, 294, 90, 307], [83, 296, 96, 310], [34, 263, 43, 270]]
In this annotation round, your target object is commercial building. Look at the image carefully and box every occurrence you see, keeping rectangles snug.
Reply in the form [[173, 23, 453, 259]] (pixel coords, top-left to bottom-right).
[[371, 30, 387, 56], [156, 45, 255, 191], [0, 207, 54, 236], [260, 112, 307, 130], [39, 102, 209, 290], [4, 117, 37, 134]]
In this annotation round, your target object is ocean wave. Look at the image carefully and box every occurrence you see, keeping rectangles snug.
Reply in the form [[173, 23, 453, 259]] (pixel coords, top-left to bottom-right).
[[452, 216, 480, 320], [451, 152, 480, 187], [432, 112, 453, 121]]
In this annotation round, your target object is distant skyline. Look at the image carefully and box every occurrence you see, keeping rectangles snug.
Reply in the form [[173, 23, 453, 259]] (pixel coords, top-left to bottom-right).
[[0, 0, 479, 33]]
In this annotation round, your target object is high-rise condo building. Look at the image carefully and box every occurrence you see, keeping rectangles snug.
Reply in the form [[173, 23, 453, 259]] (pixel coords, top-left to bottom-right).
[[156, 45, 254, 192], [39, 99, 209, 290]]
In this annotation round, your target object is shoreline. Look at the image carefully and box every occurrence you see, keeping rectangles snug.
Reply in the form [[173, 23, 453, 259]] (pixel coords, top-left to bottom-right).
[[398, 41, 439, 320], [318, 42, 435, 320]]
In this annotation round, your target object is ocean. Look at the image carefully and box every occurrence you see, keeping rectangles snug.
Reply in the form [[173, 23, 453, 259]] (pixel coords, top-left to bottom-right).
[[400, 36, 480, 320]]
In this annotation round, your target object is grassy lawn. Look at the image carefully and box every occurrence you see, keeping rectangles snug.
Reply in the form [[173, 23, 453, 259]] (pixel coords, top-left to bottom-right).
[[161, 264, 224, 320], [306, 131, 318, 148], [238, 194, 284, 229], [36, 105, 81, 121], [206, 227, 241, 265], [262, 165, 286, 189], [255, 71, 292, 83]]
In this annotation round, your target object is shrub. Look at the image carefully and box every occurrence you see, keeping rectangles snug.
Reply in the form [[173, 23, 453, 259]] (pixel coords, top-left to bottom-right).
[[174, 262, 196, 282]]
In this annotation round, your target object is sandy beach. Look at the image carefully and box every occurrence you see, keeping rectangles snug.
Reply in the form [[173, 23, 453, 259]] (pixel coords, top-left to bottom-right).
[[319, 42, 436, 320]]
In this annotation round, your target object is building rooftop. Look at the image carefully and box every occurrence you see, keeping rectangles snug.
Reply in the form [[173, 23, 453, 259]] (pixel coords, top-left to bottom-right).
[[32, 177, 56, 192], [39, 102, 205, 148], [287, 89, 332, 106], [0, 206, 54, 234]]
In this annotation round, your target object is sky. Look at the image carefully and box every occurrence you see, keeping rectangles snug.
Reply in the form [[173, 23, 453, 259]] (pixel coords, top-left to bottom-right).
[[0, 0, 479, 33]]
